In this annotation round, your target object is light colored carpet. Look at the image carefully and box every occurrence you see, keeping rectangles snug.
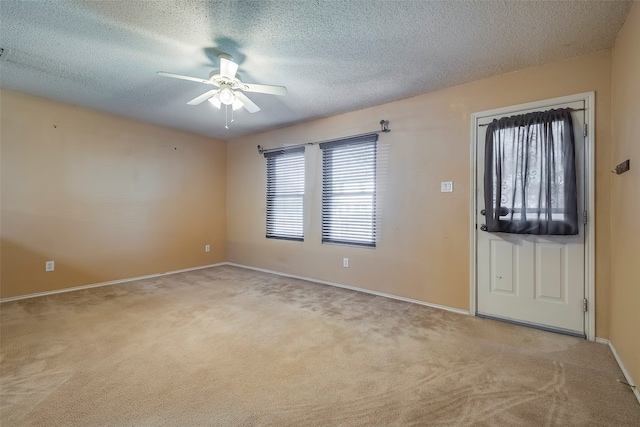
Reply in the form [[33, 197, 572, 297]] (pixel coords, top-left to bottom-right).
[[1, 265, 638, 426]]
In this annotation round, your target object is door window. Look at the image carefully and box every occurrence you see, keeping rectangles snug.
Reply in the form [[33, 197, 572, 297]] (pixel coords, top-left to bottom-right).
[[484, 108, 578, 235]]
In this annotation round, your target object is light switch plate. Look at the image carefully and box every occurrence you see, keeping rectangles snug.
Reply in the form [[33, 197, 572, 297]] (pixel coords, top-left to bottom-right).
[[441, 181, 453, 193]]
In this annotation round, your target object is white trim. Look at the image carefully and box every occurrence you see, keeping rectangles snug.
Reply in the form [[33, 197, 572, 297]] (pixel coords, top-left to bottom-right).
[[2, 261, 470, 316], [606, 339, 640, 404], [469, 92, 596, 340], [2, 261, 470, 317], [585, 92, 596, 341], [0, 263, 227, 303], [469, 105, 479, 316], [227, 262, 470, 316]]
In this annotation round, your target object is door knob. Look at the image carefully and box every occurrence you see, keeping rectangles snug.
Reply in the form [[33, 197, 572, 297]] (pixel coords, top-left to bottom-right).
[[480, 209, 486, 216], [480, 224, 488, 231]]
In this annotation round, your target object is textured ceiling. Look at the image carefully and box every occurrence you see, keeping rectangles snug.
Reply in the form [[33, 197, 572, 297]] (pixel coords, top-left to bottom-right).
[[0, 1, 632, 139]]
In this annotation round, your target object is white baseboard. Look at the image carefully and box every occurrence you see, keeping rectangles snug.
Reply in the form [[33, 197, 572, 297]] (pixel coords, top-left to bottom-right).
[[0, 263, 227, 303], [4, 261, 636, 406], [1, 262, 470, 318], [596, 337, 640, 404], [226, 262, 470, 316]]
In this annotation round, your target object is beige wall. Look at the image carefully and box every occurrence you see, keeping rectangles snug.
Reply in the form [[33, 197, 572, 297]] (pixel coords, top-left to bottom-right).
[[1, 41, 626, 362], [610, 2, 640, 390], [0, 90, 227, 299], [227, 51, 613, 335]]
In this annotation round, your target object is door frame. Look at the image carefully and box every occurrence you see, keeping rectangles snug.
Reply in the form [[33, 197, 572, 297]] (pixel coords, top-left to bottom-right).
[[469, 92, 596, 340]]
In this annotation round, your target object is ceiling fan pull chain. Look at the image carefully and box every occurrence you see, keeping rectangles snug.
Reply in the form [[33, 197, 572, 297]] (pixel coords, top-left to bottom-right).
[[231, 105, 235, 123], [225, 105, 229, 129]]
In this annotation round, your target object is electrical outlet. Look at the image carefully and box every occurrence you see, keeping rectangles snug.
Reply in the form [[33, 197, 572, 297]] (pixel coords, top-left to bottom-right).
[[45, 261, 55, 272], [343, 258, 349, 268], [205, 244, 210, 252], [441, 181, 453, 192]]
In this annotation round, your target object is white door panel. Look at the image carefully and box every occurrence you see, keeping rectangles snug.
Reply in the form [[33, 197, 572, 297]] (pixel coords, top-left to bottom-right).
[[476, 100, 586, 335]]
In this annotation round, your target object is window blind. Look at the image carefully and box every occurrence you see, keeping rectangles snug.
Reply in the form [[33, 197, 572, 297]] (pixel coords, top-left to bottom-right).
[[320, 134, 377, 247], [265, 147, 305, 241]]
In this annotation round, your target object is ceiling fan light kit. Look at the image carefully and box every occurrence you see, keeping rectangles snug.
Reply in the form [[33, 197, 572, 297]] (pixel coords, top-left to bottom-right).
[[208, 93, 222, 109], [157, 53, 286, 129], [219, 86, 235, 105], [231, 98, 244, 111]]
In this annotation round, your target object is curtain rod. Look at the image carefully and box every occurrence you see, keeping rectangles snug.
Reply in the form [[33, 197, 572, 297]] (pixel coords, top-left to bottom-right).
[[257, 120, 390, 155], [478, 108, 586, 127]]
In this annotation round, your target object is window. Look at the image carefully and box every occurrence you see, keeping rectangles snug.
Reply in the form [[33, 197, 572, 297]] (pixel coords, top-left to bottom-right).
[[320, 135, 377, 247], [265, 147, 305, 241], [484, 108, 578, 235]]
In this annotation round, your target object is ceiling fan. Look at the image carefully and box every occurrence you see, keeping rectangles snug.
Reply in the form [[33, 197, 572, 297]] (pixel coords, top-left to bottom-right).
[[157, 53, 286, 116]]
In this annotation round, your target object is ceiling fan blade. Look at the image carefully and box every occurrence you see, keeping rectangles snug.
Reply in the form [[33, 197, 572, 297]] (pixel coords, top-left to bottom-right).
[[242, 83, 287, 96], [235, 91, 260, 113], [157, 71, 211, 85], [219, 55, 239, 79], [187, 89, 218, 105]]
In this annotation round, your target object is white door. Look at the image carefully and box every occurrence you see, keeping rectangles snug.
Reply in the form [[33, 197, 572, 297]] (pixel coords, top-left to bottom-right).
[[476, 100, 586, 336]]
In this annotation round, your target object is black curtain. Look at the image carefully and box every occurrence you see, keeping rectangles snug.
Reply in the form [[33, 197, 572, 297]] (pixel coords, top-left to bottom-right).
[[484, 108, 578, 235]]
